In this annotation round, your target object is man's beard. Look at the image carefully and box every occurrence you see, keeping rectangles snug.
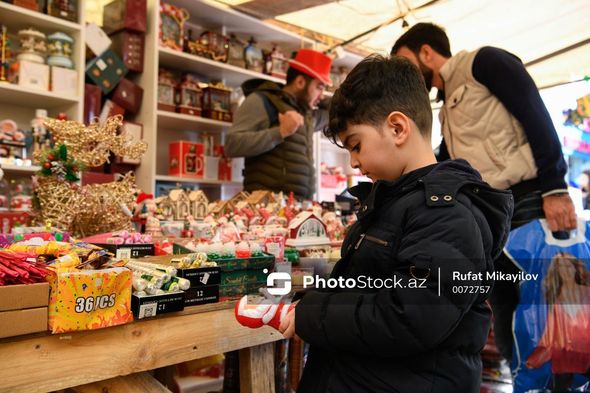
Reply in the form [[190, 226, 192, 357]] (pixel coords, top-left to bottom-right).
[[415, 56, 434, 91], [295, 82, 313, 110]]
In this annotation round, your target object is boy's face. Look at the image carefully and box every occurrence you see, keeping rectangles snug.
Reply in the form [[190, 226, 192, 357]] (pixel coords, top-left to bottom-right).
[[338, 122, 403, 182]]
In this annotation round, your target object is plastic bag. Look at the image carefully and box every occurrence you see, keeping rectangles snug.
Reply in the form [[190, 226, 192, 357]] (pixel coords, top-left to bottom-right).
[[48, 267, 133, 333], [505, 218, 590, 392]]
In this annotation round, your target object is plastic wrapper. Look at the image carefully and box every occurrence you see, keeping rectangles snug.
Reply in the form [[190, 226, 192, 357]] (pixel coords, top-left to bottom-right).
[[505, 218, 590, 392]]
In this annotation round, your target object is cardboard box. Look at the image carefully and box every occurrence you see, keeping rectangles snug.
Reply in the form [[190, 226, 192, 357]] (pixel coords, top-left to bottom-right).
[[117, 122, 143, 165], [175, 266, 221, 288], [131, 292, 184, 319], [18, 60, 49, 91], [109, 30, 144, 73], [0, 307, 48, 338], [94, 243, 154, 259], [111, 78, 143, 113], [86, 49, 128, 94], [84, 83, 102, 124], [103, 0, 147, 34], [0, 282, 50, 311], [184, 285, 219, 307], [99, 99, 126, 123], [169, 141, 204, 178], [85, 23, 112, 57], [51, 66, 77, 96]]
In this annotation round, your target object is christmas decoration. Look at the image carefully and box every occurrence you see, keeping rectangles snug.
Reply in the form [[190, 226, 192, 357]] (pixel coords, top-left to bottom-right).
[[43, 115, 147, 167]]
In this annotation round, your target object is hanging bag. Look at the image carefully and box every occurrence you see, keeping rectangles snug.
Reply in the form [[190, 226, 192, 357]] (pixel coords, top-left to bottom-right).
[[505, 218, 590, 392]]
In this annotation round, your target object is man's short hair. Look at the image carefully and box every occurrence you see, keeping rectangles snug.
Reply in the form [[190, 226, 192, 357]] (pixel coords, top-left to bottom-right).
[[286, 67, 313, 85], [325, 55, 432, 142], [391, 23, 452, 58]]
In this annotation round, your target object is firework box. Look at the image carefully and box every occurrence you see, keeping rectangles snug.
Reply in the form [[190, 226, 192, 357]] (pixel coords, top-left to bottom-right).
[[48, 267, 133, 333], [94, 243, 155, 259], [183, 285, 219, 307], [131, 291, 184, 319]]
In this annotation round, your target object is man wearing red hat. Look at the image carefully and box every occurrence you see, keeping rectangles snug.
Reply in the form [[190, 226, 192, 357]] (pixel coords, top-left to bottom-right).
[[225, 49, 332, 199]]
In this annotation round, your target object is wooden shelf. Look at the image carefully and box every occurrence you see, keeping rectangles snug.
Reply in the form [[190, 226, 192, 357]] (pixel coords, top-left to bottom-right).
[[0, 83, 78, 109], [155, 175, 242, 186], [157, 110, 231, 133], [1, 164, 40, 173], [0, 305, 280, 393], [0, 2, 81, 33], [159, 47, 285, 87]]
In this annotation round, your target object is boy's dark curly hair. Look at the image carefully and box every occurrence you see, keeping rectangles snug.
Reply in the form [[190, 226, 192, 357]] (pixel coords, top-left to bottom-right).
[[325, 55, 432, 145]]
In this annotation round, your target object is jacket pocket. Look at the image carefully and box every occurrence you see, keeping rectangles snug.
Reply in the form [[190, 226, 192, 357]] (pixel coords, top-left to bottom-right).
[[448, 84, 467, 109], [483, 137, 507, 171]]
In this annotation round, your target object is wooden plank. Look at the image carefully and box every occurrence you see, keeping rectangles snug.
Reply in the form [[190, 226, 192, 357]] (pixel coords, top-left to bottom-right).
[[0, 308, 281, 393], [68, 372, 172, 393], [239, 342, 275, 393]]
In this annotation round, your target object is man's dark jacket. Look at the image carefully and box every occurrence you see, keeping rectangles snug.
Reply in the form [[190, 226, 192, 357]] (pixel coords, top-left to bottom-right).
[[295, 159, 514, 393]]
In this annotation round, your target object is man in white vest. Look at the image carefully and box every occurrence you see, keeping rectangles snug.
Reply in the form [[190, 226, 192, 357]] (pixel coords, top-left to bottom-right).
[[392, 23, 576, 363]]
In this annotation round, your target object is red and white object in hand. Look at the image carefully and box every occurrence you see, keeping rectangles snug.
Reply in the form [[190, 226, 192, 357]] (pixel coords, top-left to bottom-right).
[[234, 295, 294, 330]]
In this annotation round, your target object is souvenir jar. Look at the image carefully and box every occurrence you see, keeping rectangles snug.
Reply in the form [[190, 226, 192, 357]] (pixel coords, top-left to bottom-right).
[[17, 28, 46, 64], [47, 32, 74, 69], [244, 37, 263, 73]]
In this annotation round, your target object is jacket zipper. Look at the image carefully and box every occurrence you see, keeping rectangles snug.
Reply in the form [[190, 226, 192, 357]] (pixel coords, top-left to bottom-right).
[[355, 233, 389, 249]]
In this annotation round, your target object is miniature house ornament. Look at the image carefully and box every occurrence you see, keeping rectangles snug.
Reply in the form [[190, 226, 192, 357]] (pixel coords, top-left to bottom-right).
[[177, 73, 203, 116], [159, 3, 189, 51], [157, 68, 177, 112]]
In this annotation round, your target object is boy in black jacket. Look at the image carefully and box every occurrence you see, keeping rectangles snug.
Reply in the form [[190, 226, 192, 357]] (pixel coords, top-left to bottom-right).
[[278, 55, 514, 393]]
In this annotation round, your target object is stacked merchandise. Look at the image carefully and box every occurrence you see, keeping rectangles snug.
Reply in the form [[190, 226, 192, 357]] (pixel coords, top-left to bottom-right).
[[84, 0, 147, 174]]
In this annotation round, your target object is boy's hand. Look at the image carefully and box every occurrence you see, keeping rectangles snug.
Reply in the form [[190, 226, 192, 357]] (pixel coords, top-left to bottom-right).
[[278, 306, 297, 339]]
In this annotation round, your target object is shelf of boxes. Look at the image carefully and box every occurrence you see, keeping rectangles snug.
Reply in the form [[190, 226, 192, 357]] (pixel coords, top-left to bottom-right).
[[0, 83, 78, 108], [1, 164, 41, 173], [0, 2, 81, 34], [155, 174, 242, 186], [158, 47, 286, 87], [134, 0, 361, 199], [0, 1, 85, 187], [157, 110, 231, 133]]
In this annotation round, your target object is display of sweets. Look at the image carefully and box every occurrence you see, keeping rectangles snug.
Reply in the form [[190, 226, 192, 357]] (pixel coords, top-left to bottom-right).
[[170, 252, 217, 269]]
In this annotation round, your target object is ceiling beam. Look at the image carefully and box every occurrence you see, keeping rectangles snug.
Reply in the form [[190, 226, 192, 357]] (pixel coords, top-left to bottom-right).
[[230, 0, 338, 20]]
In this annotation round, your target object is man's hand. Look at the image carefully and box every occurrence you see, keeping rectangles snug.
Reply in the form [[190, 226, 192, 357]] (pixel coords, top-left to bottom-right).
[[278, 306, 297, 339], [279, 110, 304, 138], [543, 193, 577, 232]]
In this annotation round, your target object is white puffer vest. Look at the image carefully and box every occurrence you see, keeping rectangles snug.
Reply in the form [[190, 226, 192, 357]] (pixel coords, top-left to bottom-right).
[[439, 49, 538, 190]]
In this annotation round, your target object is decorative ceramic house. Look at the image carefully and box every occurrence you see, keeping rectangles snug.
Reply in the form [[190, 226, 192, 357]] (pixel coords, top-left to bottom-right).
[[246, 190, 277, 208], [169, 188, 190, 220], [157, 68, 177, 112], [155, 195, 175, 221], [199, 31, 229, 62], [203, 82, 232, 122], [176, 73, 203, 116], [188, 190, 208, 220], [285, 211, 331, 250]]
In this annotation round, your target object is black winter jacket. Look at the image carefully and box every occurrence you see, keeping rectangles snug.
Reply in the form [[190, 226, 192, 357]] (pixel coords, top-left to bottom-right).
[[295, 160, 513, 393]]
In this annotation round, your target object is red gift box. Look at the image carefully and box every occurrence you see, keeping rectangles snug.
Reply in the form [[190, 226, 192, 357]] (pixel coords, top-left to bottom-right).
[[84, 84, 102, 124], [109, 31, 145, 73], [111, 78, 144, 114], [169, 141, 204, 178], [214, 145, 232, 181], [99, 99, 126, 123], [103, 0, 147, 34]]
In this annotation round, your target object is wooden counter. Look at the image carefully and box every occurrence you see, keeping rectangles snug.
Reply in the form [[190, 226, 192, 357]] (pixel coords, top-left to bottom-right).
[[0, 302, 282, 393]]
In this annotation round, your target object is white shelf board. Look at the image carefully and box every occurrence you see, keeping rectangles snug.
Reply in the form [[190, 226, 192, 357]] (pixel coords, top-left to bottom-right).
[[155, 174, 242, 186], [159, 47, 285, 87], [0, 2, 81, 33], [157, 110, 231, 133], [170, 0, 314, 46], [1, 164, 40, 173], [0, 83, 78, 108]]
